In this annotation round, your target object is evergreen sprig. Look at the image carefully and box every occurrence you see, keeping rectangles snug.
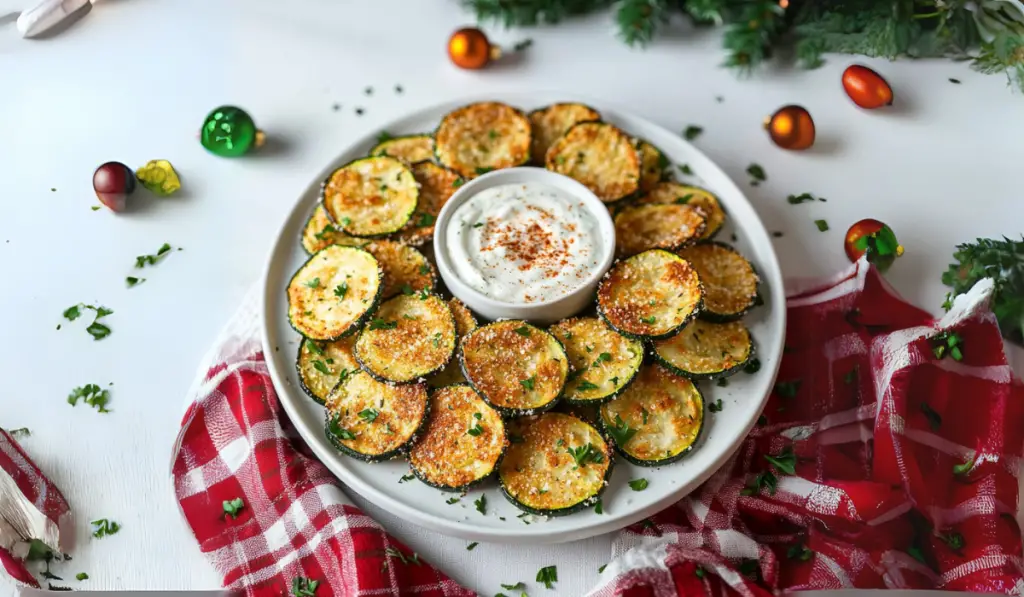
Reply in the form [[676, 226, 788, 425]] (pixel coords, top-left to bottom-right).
[[942, 236, 1024, 345]]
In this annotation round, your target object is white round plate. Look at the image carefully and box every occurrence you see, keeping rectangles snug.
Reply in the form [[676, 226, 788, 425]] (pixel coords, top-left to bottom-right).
[[260, 93, 786, 544]]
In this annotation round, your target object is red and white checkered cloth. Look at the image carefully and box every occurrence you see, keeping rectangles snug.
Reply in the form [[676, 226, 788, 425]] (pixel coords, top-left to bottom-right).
[[163, 258, 1024, 597]]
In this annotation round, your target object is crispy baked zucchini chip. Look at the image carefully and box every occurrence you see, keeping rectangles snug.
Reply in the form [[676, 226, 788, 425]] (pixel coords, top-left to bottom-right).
[[637, 140, 668, 192], [287, 245, 383, 341], [363, 240, 436, 299], [597, 249, 704, 340], [301, 205, 365, 254], [545, 122, 640, 203], [528, 103, 601, 164], [499, 412, 612, 516], [677, 242, 758, 321], [394, 161, 463, 246], [370, 134, 435, 164], [549, 317, 643, 404], [355, 294, 456, 383], [296, 336, 359, 405], [653, 319, 752, 380], [600, 364, 704, 466], [410, 385, 506, 491], [460, 320, 569, 416], [435, 102, 531, 179], [640, 182, 726, 240], [322, 156, 418, 237], [428, 299, 479, 388], [614, 203, 706, 257], [324, 370, 428, 462]]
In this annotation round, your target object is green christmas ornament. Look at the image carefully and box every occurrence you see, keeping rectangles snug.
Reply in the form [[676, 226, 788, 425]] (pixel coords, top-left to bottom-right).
[[200, 106, 264, 157]]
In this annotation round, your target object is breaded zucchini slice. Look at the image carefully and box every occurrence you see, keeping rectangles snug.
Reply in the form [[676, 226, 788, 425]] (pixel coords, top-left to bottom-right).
[[600, 363, 704, 466], [614, 203, 706, 257], [548, 317, 643, 405], [428, 298, 479, 388], [393, 161, 463, 246], [545, 122, 640, 203], [499, 412, 612, 516], [528, 102, 601, 164], [324, 370, 428, 462], [287, 245, 383, 341], [597, 249, 703, 340], [637, 140, 669, 192], [296, 336, 359, 405], [363, 240, 436, 300], [300, 204, 365, 254], [652, 319, 753, 380], [639, 182, 726, 240], [354, 293, 456, 383], [434, 102, 531, 179], [409, 384, 506, 491], [322, 156, 418, 237], [369, 134, 435, 164], [460, 320, 569, 416], [677, 242, 759, 321]]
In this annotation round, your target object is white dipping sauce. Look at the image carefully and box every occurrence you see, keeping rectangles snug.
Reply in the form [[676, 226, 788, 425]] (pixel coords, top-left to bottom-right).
[[445, 182, 603, 304]]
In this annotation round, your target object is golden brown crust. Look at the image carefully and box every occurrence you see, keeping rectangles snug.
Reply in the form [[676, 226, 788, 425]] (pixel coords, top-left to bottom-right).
[[528, 103, 601, 164], [653, 319, 751, 376], [354, 294, 456, 383], [637, 141, 667, 192], [297, 336, 359, 402], [370, 135, 435, 164], [545, 122, 640, 203], [614, 204, 706, 257], [363, 240, 435, 299], [287, 246, 382, 340], [548, 317, 643, 402], [597, 250, 703, 338], [428, 299, 479, 388], [393, 162, 463, 246], [676, 243, 758, 317], [638, 182, 726, 240], [435, 102, 531, 179], [301, 205, 365, 254], [326, 371, 428, 458], [322, 157, 418, 237]]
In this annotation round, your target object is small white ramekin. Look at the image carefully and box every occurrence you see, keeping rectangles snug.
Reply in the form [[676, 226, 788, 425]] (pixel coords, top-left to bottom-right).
[[433, 167, 616, 324]]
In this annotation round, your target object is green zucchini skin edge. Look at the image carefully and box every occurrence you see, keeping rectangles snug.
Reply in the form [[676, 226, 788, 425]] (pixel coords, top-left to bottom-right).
[[498, 434, 614, 517], [368, 134, 434, 159], [652, 330, 756, 381], [596, 276, 706, 344], [295, 340, 327, 406], [432, 102, 533, 174], [353, 294, 457, 384], [677, 185, 726, 240], [409, 384, 506, 493], [601, 383, 706, 467], [286, 245, 384, 342], [559, 337, 644, 406], [317, 156, 418, 238], [689, 241, 760, 323], [457, 321, 569, 418], [323, 387, 431, 463]]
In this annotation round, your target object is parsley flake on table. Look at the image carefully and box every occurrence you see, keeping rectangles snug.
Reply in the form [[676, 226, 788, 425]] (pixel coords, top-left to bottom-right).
[[445, 496, 460, 504], [90, 519, 120, 538], [291, 577, 320, 597], [399, 473, 415, 483], [135, 243, 173, 268], [814, 219, 830, 232], [764, 446, 796, 475], [67, 384, 111, 413], [475, 494, 487, 515], [930, 330, 964, 361], [501, 582, 526, 591], [513, 38, 533, 51], [125, 276, 145, 288], [628, 478, 649, 491], [746, 164, 766, 186], [786, 193, 823, 204], [75, 573, 89, 581], [384, 546, 421, 566], [683, 125, 703, 141], [708, 399, 724, 413], [6, 427, 30, 438], [223, 497, 245, 519], [466, 541, 479, 551], [62, 304, 114, 340], [940, 530, 965, 550], [677, 164, 694, 176], [695, 566, 705, 578], [594, 498, 604, 514], [536, 565, 557, 589]]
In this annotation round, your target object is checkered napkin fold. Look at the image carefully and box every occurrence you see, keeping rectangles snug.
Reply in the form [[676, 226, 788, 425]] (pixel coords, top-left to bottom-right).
[[158, 257, 1019, 596]]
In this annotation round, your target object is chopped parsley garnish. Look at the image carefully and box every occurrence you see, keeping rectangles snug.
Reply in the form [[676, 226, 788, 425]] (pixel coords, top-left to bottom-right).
[[594, 352, 612, 365], [125, 276, 145, 287], [466, 421, 484, 436], [536, 565, 558, 589], [466, 541, 479, 551], [740, 470, 778, 496], [683, 125, 703, 140], [399, 474, 415, 483], [291, 577, 320, 597], [708, 399, 723, 413], [921, 402, 942, 431], [376, 130, 393, 144], [341, 217, 352, 227], [640, 315, 657, 324], [6, 427, 30, 438], [401, 283, 414, 296], [314, 224, 336, 240], [134, 243, 173, 268], [75, 573, 89, 581], [786, 193, 822, 204], [949, 77, 962, 84], [520, 375, 536, 391], [678, 164, 694, 176], [814, 219, 830, 232], [501, 582, 526, 591], [312, 360, 330, 375], [417, 264, 432, 277], [474, 494, 487, 514], [764, 446, 796, 475], [334, 282, 349, 299], [416, 213, 435, 227], [514, 325, 531, 336], [744, 358, 761, 374], [304, 277, 321, 289], [431, 332, 442, 348], [577, 380, 600, 391], [62, 304, 114, 340], [90, 519, 120, 538], [358, 408, 380, 423], [954, 455, 974, 475], [610, 376, 620, 386], [328, 414, 356, 440], [473, 222, 485, 228], [67, 384, 111, 413], [787, 543, 813, 561], [475, 167, 494, 175], [513, 38, 533, 51], [641, 407, 649, 425], [747, 164, 766, 186], [418, 288, 430, 300], [223, 497, 244, 519], [368, 318, 397, 330], [774, 380, 801, 398], [446, 496, 460, 504], [930, 331, 964, 361], [940, 531, 965, 550], [607, 414, 638, 446], [674, 193, 695, 204], [384, 546, 421, 566], [566, 442, 604, 469], [628, 478, 649, 491], [452, 178, 465, 188], [488, 129, 498, 139]]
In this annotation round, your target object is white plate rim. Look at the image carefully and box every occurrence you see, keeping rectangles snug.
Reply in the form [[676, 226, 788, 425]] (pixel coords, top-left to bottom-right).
[[259, 92, 786, 544]]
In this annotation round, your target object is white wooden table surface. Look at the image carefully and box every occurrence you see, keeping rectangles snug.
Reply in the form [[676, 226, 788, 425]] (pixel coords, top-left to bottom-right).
[[1, 1, 1021, 595]]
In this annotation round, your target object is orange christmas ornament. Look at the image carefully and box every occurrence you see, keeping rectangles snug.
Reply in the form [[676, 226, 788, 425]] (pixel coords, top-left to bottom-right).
[[448, 27, 501, 69], [845, 218, 904, 272], [765, 105, 815, 150], [842, 65, 893, 109]]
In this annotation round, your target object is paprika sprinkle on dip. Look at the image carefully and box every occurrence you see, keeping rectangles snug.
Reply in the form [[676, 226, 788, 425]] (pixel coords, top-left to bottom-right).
[[445, 182, 604, 304]]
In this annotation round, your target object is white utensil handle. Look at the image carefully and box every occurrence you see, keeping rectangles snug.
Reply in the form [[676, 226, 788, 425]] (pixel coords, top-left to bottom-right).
[[16, 0, 90, 38]]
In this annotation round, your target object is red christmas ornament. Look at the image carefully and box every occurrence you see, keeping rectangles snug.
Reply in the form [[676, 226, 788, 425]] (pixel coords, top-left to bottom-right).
[[448, 27, 501, 70], [845, 218, 904, 272], [842, 65, 894, 109], [93, 162, 136, 212]]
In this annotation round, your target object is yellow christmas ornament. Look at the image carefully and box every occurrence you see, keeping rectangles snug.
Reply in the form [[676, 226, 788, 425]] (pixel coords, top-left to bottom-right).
[[135, 160, 181, 196]]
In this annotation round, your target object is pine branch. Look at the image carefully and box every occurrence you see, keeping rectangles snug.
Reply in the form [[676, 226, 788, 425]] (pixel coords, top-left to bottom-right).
[[616, 0, 673, 46], [721, 1, 788, 71], [462, 0, 616, 27], [973, 33, 1024, 93]]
